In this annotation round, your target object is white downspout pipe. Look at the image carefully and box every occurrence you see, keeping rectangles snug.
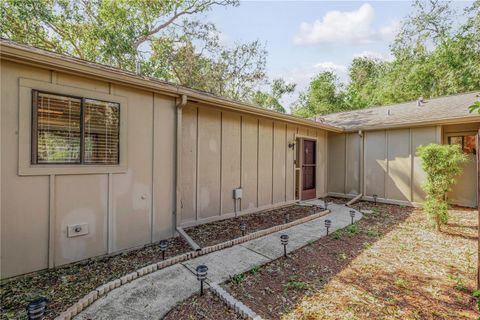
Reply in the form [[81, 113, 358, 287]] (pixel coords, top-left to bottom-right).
[[174, 94, 187, 232]]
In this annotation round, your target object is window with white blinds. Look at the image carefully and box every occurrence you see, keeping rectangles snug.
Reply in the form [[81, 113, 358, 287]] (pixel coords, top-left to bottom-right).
[[32, 91, 120, 165]]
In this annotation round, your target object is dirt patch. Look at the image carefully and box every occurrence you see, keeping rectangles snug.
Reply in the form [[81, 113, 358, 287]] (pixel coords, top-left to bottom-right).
[[224, 201, 478, 320], [163, 289, 242, 320], [185, 205, 317, 247], [0, 236, 191, 320]]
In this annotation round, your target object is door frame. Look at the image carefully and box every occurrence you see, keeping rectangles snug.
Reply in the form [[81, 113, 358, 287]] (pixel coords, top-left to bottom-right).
[[294, 136, 317, 201]]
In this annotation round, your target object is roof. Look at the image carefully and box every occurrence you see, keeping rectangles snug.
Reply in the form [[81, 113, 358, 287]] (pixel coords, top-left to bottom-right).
[[0, 38, 342, 133], [315, 92, 480, 131], [1, 39, 478, 133]]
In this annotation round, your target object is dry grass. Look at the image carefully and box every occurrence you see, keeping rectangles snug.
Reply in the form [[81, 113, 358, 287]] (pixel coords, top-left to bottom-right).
[[285, 206, 478, 320]]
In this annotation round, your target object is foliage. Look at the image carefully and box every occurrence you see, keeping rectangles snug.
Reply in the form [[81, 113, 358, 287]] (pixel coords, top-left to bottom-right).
[[1, 0, 268, 102], [472, 289, 480, 312], [346, 223, 359, 235], [286, 276, 308, 290], [293, 0, 480, 117], [230, 273, 246, 285], [469, 101, 480, 114], [416, 144, 467, 230], [292, 72, 347, 117], [252, 79, 296, 113]]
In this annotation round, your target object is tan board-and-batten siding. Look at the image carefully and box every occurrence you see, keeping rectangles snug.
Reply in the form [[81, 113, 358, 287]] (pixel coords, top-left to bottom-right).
[[0, 52, 331, 278], [180, 103, 328, 227]]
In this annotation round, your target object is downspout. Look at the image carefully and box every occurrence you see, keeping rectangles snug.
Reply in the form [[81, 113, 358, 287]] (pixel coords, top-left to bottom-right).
[[346, 129, 364, 206], [174, 95, 202, 251], [174, 94, 187, 232]]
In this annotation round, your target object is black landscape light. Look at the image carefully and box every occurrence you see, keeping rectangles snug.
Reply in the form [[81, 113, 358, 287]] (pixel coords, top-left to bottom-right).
[[372, 194, 378, 205], [240, 221, 247, 236], [26, 297, 48, 320], [196, 265, 208, 296], [324, 219, 332, 235], [324, 201, 328, 211], [159, 240, 168, 260], [280, 234, 289, 258], [349, 210, 356, 224], [284, 213, 290, 224]]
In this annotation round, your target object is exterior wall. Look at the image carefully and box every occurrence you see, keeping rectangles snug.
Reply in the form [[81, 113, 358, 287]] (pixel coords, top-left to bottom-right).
[[179, 104, 328, 227], [1, 59, 329, 278], [328, 127, 440, 205], [444, 122, 480, 207], [327, 132, 360, 196], [1, 60, 176, 278]]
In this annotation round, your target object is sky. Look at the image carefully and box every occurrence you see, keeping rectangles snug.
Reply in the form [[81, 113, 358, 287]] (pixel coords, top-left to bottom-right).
[[203, 0, 471, 111]]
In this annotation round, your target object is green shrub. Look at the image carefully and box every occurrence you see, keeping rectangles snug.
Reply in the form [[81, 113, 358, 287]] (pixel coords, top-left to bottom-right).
[[416, 144, 467, 230]]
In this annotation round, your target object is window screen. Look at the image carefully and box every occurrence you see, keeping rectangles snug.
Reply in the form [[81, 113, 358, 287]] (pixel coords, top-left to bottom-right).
[[32, 91, 120, 165], [448, 135, 477, 155], [34, 92, 81, 163], [84, 99, 120, 164]]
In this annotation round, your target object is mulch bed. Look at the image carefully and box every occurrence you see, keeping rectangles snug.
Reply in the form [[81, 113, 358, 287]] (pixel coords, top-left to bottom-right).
[[0, 236, 191, 320], [222, 200, 479, 319], [185, 205, 317, 247], [163, 289, 242, 320]]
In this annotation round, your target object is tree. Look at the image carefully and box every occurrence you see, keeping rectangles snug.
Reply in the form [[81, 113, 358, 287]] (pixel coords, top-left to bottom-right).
[[292, 72, 346, 117], [344, 57, 386, 109], [252, 79, 296, 113], [416, 144, 467, 230], [1, 0, 268, 101]]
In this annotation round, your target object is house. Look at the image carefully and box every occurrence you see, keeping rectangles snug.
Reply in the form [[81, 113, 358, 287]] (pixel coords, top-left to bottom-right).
[[0, 39, 478, 279], [319, 94, 480, 208]]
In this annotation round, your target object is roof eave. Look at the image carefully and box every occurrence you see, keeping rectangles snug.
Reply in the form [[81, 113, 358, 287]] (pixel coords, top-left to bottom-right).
[[0, 40, 343, 133], [341, 115, 480, 132]]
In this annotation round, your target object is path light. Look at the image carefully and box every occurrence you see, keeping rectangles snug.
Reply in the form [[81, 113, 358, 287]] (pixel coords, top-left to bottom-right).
[[325, 219, 332, 235], [159, 240, 168, 260], [26, 297, 48, 320], [349, 210, 356, 224], [280, 234, 289, 258], [240, 221, 247, 236], [372, 194, 378, 205], [324, 202, 328, 211], [196, 265, 208, 296], [284, 213, 290, 224]]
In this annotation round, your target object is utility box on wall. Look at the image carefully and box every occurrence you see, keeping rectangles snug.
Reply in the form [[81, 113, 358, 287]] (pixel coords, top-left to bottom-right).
[[233, 188, 243, 200]]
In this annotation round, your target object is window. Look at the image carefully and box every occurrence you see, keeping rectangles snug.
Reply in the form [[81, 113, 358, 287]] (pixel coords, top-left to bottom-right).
[[448, 135, 477, 155], [32, 91, 120, 164]]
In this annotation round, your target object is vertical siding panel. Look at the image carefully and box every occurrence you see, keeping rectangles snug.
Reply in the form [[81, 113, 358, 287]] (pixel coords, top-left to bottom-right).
[[153, 94, 176, 240], [327, 132, 346, 194], [316, 130, 327, 197], [345, 133, 361, 195], [197, 108, 221, 219], [241, 116, 258, 210], [258, 119, 273, 207], [181, 105, 198, 223], [273, 122, 286, 203], [411, 127, 437, 203], [286, 125, 296, 201], [112, 87, 152, 252], [221, 112, 241, 215], [364, 131, 386, 198], [386, 129, 411, 202]]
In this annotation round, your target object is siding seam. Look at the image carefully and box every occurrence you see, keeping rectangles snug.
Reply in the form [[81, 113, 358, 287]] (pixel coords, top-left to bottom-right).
[[48, 174, 55, 268]]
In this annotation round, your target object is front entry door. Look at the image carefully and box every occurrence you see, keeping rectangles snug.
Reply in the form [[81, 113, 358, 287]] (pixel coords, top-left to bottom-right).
[[301, 139, 316, 200]]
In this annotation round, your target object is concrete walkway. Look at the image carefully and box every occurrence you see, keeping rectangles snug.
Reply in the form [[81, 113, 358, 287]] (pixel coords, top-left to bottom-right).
[[76, 202, 361, 320]]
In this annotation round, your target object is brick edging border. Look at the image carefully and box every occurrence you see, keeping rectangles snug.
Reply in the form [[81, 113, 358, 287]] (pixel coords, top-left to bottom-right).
[[55, 210, 329, 320], [209, 283, 262, 320]]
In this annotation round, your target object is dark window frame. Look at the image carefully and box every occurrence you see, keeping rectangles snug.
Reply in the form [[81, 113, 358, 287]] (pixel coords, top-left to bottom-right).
[[31, 90, 120, 165]]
